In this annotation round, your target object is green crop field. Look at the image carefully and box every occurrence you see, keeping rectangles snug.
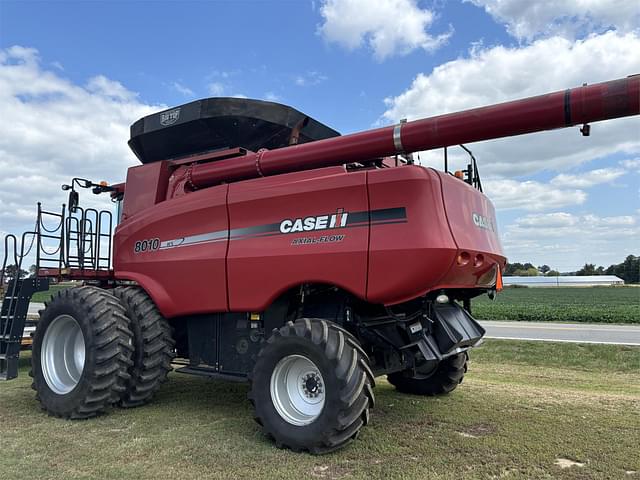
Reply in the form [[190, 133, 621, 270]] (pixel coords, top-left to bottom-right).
[[30, 284, 69, 303], [473, 286, 640, 324], [0, 341, 638, 479]]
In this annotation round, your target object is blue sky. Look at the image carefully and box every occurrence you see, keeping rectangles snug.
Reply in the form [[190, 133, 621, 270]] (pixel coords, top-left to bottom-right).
[[1, 0, 506, 131], [1, 0, 638, 272]]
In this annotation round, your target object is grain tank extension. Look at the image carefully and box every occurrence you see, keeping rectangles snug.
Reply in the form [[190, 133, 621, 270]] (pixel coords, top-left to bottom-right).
[[1, 75, 638, 454]]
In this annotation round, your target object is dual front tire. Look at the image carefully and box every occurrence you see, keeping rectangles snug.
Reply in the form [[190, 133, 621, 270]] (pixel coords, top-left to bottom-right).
[[31, 286, 173, 418]]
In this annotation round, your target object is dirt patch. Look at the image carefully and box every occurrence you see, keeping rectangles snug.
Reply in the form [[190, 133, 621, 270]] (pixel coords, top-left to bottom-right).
[[457, 423, 496, 438], [311, 464, 352, 479], [405, 417, 435, 428], [554, 458, 585, 469]]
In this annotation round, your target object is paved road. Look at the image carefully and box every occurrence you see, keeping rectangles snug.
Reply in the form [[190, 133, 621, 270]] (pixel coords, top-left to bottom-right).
[[28, 303, 44, 318], [27, 303, 640, 345], [479, 320, 640, 346]]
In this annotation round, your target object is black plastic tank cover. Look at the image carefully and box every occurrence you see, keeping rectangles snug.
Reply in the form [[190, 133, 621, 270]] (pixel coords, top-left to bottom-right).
[[128, 97, 341, 164]]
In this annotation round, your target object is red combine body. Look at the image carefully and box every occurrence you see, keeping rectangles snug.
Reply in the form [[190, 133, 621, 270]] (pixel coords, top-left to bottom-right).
[[1, 75, 638, 454], [114, 164, 503, 316]]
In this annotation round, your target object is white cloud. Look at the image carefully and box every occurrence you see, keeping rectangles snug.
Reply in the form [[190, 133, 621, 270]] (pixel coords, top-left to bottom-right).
[[209, 69, 240, 79], [484, 179, 586, 211], [467, 0, 640, 41], [207, 81, 225, 96], [206, 81, 246, 98], [515, 212, 577, 228], [264, 92, 280, 102], [0, 45, 160, 239], [502, 211, 639, 268], [621, 158, 640, 174], [294, 71, 328, 86], [86, 75, 137, 101], [171, 81, 194, 97], [515, 212, 635, 229], [318, 0, 451, 60], [384, 31, 640, 178], [550, 168, 625, 188]]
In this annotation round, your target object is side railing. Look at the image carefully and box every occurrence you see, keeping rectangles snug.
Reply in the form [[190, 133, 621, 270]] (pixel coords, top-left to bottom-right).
[[1, 202, 113, 380], [1, 202, 114, 287]]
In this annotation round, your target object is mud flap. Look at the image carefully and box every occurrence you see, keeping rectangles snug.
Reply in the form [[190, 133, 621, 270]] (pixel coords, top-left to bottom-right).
[[431, 303, 485, 355], [389, 302, 486, 373]]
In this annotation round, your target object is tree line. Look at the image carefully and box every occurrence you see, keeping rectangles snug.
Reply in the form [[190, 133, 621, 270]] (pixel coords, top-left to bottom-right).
[[1, 264, 37, 280], [504, 255, 639, 283]]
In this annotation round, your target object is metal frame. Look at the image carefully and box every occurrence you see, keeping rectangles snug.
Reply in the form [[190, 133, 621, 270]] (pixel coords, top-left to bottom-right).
[[1, 201, 114, 380]]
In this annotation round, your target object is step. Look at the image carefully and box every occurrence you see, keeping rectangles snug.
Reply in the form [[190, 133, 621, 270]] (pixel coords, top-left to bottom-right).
[[175, 365, 247, 383], [0, 353, 18, 381]]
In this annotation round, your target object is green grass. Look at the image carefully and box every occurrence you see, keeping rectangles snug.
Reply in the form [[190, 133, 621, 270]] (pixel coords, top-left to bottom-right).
[[473, 286, 640, 324], [30, 284, 68, 303], [474, 339, 640, 373], [1, 341, 638, 479]]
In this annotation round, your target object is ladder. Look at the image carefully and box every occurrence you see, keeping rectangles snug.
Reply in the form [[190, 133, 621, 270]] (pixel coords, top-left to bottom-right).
[[0, 277, 49, 380], [0, 223, 51, 381]]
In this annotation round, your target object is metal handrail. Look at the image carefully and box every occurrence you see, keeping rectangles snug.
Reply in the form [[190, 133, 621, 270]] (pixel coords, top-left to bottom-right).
[[3, 202, 114, 285]]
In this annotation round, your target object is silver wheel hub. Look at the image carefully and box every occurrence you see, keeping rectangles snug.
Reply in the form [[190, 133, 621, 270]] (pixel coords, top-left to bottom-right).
[[41, 314, 85, 394], [270, 354, 325, 426]]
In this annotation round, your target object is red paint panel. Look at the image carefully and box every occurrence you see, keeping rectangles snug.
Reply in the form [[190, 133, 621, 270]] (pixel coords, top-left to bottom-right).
[[114, 184, 229, 317], [227, 167, 368, 311], [434, 171, 506, 287], [367, 167, 506, 303], [437, 172, 503, 257], [121, 161, 171, 220], [367, 166, 457, 305]]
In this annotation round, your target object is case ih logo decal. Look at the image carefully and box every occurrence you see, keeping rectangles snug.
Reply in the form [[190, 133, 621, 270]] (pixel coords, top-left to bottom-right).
[[145, 207, 407, 252], [160, 108, 181, 126], [280, 208, 348, 234], [472, 213, 494, 232]]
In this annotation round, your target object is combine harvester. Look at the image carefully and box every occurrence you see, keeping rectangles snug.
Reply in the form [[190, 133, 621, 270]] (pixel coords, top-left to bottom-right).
[[1, 75, 638, 453]]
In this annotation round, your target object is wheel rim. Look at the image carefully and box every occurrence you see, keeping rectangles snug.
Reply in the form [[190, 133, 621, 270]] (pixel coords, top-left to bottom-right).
[[41, 314, 85, 394], [270, 354, 325, 426]]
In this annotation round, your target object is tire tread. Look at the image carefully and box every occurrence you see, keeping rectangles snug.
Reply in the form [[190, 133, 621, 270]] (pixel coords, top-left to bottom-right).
[[113, 286, 175, 408], [249, 318, 374, 454]]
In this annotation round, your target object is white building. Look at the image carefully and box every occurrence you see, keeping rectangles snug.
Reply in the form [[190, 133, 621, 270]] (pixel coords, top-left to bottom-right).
[[503, 275, 625, 287]]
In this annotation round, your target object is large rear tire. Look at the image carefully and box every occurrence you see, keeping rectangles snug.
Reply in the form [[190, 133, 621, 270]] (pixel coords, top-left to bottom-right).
[[113, 286, 175, 408], [387, 352, 468, 396], [30, 286, 133, 419], [249, 319, 375, 454]]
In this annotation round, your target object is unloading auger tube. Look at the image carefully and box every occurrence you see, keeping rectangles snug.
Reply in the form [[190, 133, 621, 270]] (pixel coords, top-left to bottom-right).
[[186, 75, 639, 188]]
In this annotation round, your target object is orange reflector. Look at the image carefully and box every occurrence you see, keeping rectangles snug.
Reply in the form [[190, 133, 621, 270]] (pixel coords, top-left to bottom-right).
[[99, 181, 108, 186], [496, 268, 503, 291], [454, 170, 464, 179]]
